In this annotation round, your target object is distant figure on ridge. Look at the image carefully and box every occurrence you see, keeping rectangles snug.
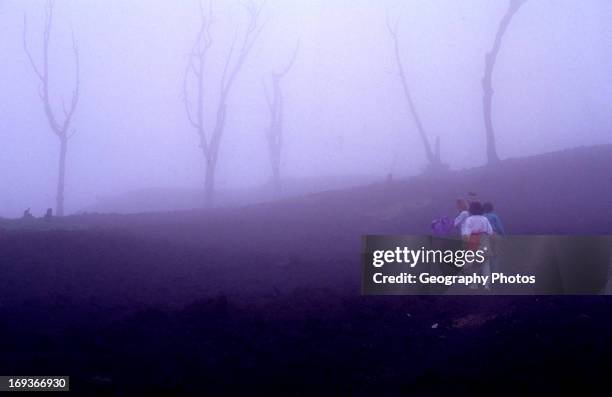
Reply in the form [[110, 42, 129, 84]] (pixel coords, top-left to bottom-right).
[[23, 208, 33, 219], [44, 208, 53, 222]]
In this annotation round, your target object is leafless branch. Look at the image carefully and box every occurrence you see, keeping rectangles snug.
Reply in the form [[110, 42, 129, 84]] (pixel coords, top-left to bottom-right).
[[385, 11, 399, 38], [277, 39, 300, 77], [220, 27, 238, 95], [23, 14, 44, 81], [183, 0, 215, 153], [58, 24, 80, 135], [386, 9, 435, 164], [220, 1, 266, 99], [68, 128, 77, 140], [24, 0, 80, 137], [263, 77, 273, 112], [182, 75, 199, 130]]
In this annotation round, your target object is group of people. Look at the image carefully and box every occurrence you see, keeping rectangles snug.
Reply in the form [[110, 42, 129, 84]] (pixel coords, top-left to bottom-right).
[[454, 199, 505, 239], [455, 198, 505, 289], [427, 198, 505, 290]]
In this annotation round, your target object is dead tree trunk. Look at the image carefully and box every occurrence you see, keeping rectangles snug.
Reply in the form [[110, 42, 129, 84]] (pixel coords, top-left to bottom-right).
[[184, 2, 264, 207], [482, 0, 526, 165], [23, 0, 79, 216], [264, 41, 299, 198], [57, 136, 67, 215], [386, 15, 437, 167]]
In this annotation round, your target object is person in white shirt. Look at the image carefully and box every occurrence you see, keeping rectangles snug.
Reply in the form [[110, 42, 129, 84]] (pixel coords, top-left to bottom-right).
[[462, 209, 494, 238], [453, 199, 470, 236], [463, 201, 494, 289]]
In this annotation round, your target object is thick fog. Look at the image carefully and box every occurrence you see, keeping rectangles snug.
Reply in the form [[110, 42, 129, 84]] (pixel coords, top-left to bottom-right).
[[1, 0, 611, 216]]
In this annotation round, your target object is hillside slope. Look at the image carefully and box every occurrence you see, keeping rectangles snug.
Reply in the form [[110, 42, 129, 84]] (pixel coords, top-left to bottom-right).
[[2, 144, 611, 303], [1, 145, 612, 393]]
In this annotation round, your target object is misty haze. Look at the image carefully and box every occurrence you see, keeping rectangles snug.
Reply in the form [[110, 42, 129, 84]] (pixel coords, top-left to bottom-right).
[[1, 0, 612, 394], [1, 0, 609, 216]]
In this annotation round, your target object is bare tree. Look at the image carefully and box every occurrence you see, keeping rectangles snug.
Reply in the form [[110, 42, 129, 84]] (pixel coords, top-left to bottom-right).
[[482, 0, 527, 164], [386, 14, 441, 169], [184, 1, 265, 207], [263, 41, 299, 197], [23, 1, 79, 217]]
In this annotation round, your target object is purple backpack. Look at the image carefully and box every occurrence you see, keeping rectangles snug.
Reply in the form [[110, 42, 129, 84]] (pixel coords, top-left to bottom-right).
[[431, 216, 453, 236]]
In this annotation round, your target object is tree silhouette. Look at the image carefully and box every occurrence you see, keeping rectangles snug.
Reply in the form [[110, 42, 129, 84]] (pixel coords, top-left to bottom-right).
[[482, 0, 527, 164], [183, 1, 265, 207], [263, 40, 299, 197], [386, 14, 442, 170], [23, 0, 80, 216]]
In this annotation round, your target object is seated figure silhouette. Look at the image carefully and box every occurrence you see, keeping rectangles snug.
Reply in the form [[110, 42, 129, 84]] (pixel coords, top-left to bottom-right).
[[22, 208, 33, 219]]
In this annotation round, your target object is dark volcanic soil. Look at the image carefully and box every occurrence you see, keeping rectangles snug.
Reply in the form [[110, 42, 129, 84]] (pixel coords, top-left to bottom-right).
[[1, 145, 612, 395]]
